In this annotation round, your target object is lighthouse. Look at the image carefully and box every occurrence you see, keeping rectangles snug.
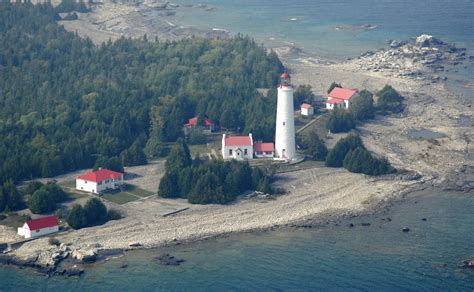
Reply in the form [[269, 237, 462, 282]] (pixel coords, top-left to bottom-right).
[[274, 71, 296, 160]]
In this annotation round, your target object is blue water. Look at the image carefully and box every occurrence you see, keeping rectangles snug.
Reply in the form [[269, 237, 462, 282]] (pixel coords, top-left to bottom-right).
[[174, 0, 474, 99], [1, 189, 473, 290], [174, 0, 474, 58]]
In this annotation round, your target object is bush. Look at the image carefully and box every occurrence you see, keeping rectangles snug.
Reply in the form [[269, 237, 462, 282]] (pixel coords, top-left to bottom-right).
[[350, 90, 375, 121], [343, 147, 394, 175], [325, 134, 364, 167], [66, 204, 87, 229], [66, 198, 111, 229], [302, 131, 328, 161], [24, 181, 44, 196], [107, 209, 123, 221], [28, 189, 56, 214], [326, 108, 356, 133], [94, 156, 124, 173], [48, 237, 60, 246], [377, 85, 404, 113], [327, 82, 342, 94]]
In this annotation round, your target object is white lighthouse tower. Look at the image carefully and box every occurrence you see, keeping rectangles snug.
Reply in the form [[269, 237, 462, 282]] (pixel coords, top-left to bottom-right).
[[274, 71, 296, 160]]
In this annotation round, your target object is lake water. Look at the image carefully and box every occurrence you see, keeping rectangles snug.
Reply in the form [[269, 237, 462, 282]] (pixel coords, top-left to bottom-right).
[[173, 0, 474, 99], [1, 189, 473, 290]]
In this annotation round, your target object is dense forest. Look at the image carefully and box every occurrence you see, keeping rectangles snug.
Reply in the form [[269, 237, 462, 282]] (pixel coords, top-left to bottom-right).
[[0, 3, 284, 185]]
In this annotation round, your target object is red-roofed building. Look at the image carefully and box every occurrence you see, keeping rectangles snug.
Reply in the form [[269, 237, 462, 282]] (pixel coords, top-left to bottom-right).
[[76, 168, 124, 194], [183, 116, 215, 134], [222, 134, 254, 160], [254, 141, 275, 158], [17, 216, 60, 239], [326, 87, 359, 110], [300, 103, 314, 116]]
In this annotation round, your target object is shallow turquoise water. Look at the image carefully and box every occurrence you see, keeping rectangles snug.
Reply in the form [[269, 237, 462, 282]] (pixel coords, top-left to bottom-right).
[[1, 189, 473, 290]]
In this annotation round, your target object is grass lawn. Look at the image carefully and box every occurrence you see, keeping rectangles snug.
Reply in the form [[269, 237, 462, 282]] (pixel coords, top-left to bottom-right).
[[102, 192, 138, 205], [58, 180, 76, 188], [127, 185, 154, 197]]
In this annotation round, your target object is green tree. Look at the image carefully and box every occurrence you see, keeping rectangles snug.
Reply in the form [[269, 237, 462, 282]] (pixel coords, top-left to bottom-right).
[[66, 204, 87, 229], [294, 85, 314, 109], [165, 140, 192, 173], [304, 131, 328, 161], [188, 172, 225, 204], [350, 90, 375, 121], [24, 181, 44, 196], [2, 180, 24, 211], [83, 198, 108, 226], [28, 189, 56, 214], [377, 85, 404, 113], [326, 108, 356, 133], [327, 82, 342, 94], [94, 156, 124, 173], [158, 171, 180, 198], [42, 183, 68, 203], [325, 134, 364, 167]]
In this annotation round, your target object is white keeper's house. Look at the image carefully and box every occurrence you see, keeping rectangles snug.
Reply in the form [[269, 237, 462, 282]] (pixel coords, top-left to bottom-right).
[[76, 168, 124, 194], [17, 216, 60, 239], [221, 134, 275, 160], [326, 87, 359, 110], [222, 134, 254, 160]]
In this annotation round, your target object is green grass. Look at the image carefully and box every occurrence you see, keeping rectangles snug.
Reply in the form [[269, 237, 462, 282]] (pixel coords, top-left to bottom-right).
[[102, 192, 138, 205], [127, 185, 154, 198], [58, 180, 76, 188]]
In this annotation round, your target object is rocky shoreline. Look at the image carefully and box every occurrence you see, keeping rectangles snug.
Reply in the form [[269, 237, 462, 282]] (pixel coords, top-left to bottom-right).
[[351, 34, 472, 82]]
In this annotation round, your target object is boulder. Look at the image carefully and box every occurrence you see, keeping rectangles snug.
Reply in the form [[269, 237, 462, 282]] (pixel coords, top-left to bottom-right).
[[461, 257, 474, 269], [402, 227, 410, 232], [129, 242, 142, 247], [156, 254, 184, 266]]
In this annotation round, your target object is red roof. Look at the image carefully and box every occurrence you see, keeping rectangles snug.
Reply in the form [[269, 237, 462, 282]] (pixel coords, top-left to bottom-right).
[[281, 71, 291, 79], [300, 103, 313, 109], [224, 135, 252, 146], [184, 117, 213, 128], [328, 87, 358, 100], [254, 142, 275, 152], [327, 99, 344, 104], [78, 168, 123, 183], [25, 216, 59, 230]]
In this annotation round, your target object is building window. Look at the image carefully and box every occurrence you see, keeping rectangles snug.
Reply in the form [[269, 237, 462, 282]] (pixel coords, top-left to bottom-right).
[[229, 149, 232, 155], [283, 122, 286, 126], [98, 182, 102, 185], [244, 149, 248, 155], [85, 181, 87, 184]]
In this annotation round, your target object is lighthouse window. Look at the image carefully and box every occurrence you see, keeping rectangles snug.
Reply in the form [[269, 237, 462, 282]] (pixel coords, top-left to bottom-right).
[[283, 122, 286, 126]]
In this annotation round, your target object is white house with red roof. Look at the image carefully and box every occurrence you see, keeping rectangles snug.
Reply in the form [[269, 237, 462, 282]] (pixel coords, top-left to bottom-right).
[[326, 87, 359, 110], [254, 141, 275, 158], [222, 134, 254, 160], [17, 216, 60, 239], [76, 168, 124, 194], [183, 116, 215, 134], [300, 103, 314, 116], [222, 134, 275, 160]]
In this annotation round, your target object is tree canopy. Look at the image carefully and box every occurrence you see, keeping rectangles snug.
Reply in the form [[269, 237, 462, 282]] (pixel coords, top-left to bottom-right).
[[350, 90, 375, 121], [0, 2, 283, 185], [326, 108, 356, 133], [377, 85, 404, 113]]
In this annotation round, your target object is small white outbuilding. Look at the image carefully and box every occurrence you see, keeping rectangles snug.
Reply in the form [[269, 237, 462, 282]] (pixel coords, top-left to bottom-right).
[[300, 103, 314, 116]]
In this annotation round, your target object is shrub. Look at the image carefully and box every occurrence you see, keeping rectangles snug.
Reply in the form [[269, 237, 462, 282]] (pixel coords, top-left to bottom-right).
[[325, 134, 364, 167], [48, 237, 60, 246], [327, 82, 342, 94], [303, 131, 328, 161], [83, 198, 108, 226], [66, 204, 87, 229], [350, 90, 375, 121], [343, 147, 394, 175], [326, 108, 356, 133], [377, 85, 404, 113], [28, 189, 56, 214], [107, 209, 123, 221]]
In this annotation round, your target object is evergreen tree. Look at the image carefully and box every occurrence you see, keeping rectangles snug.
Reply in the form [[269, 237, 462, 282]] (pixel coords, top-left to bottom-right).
[[158, 171, 180, 198], [326, 108, 356, 133], [3, 180, 24, 211], [294, 85, 314, 109], [304, 131, 328, 161], [325, 134, 364, 167], [28, 189, 56, 214], [327, 82, 342, 94], [165, 140, 192, 173], [83, 198, 108, 226], [66, 204, 87, 229], [25, 181, 44, 196], [188, 172, 225, 204], [350, 90, 375, 121], [377, 85, 404, 113]]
